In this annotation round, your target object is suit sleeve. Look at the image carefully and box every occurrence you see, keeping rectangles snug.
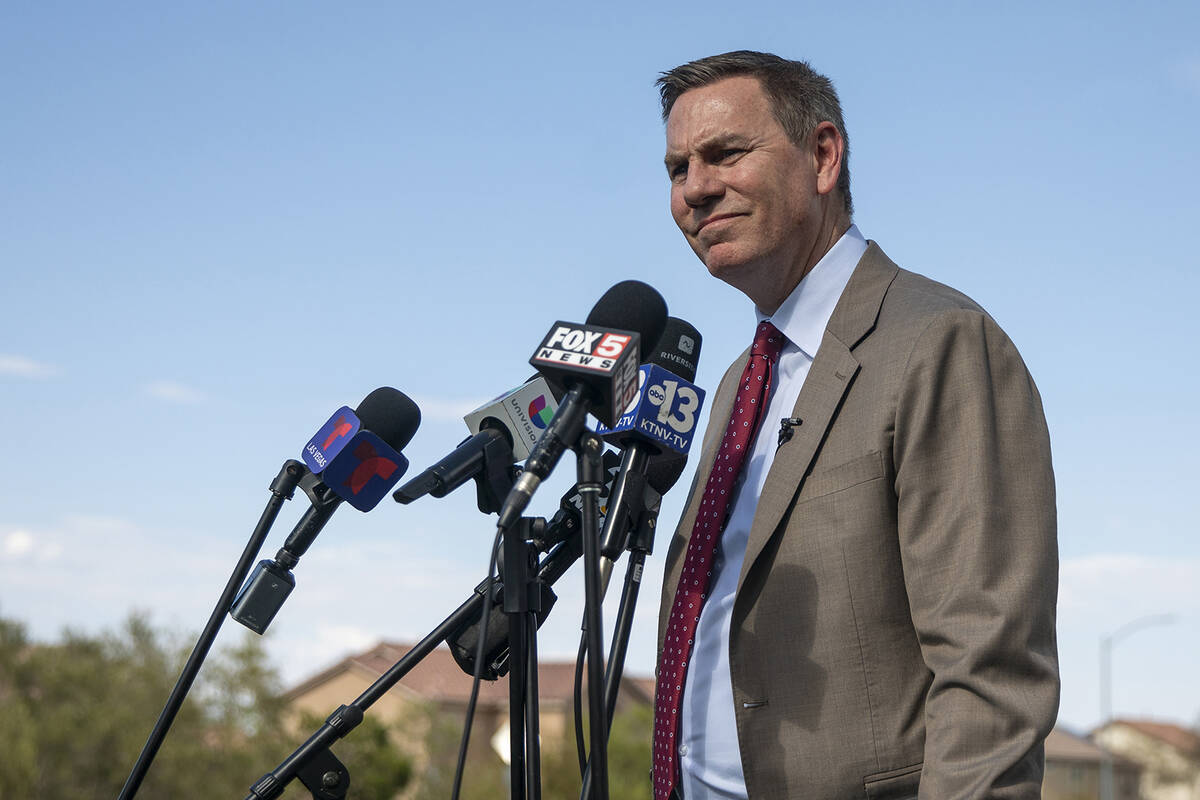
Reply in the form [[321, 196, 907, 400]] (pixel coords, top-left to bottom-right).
[[892, 309, 1059, 800]]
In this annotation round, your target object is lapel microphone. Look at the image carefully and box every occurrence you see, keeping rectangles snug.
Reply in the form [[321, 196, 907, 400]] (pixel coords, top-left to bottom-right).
[[777, 416, 803, 448]]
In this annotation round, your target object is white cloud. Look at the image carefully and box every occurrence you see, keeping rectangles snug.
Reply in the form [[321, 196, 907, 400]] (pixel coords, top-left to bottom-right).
[[1, 528, 65, 562], [273, 623, 380, 678], [3, 530, 34, 557], [1059, 553, 1200, 623], [144, 380, 207, 405], [1055, 553, 1200, 730], [0, 354, 58, 378], [61, 514, 138, 535]]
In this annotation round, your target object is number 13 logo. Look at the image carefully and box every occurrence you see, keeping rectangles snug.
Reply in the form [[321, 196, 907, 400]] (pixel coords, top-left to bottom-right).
[[653, 380, 700, 434]]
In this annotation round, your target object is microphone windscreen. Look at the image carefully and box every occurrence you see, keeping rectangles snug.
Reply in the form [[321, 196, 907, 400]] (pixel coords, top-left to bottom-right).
[[356, 387, 421, 450], [586, 280, 668, 355], [648, 316, 702, 382], [647, 453, 689, 495]]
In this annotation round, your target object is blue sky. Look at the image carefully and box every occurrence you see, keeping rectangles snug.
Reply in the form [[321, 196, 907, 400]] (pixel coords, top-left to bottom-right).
[[2, 1, 1198, 736]]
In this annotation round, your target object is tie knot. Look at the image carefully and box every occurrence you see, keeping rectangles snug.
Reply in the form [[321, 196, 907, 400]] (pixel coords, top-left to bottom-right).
[[751, 321, 785, 361]]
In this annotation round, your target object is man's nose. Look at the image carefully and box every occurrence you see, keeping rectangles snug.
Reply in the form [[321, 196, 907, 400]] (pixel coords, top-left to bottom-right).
[[682, 162, 723, 208]]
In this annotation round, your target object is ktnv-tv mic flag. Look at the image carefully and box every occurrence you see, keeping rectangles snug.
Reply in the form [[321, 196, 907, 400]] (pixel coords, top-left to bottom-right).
[[497, 281, 668, 529], [596, 317, 705, 562], [595, 316, 706, 456]]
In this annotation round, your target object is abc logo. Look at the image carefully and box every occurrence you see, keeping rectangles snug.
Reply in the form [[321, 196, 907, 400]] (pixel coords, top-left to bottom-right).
[[647, 383, 666, 406]]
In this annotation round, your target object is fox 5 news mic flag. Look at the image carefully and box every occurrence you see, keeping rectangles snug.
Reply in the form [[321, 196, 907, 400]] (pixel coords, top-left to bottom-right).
[[530, 322, 641, 429], [497, 281, 668, 530]]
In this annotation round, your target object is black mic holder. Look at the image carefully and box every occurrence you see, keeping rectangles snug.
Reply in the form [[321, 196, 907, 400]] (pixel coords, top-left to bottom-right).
[[241, 432, 614, 800], [230, 471, 341, 635], [447, 526, 560, 681], [242, 523, 586, 800], [393, 427, 518, 515], [598, 447, 650, 560]]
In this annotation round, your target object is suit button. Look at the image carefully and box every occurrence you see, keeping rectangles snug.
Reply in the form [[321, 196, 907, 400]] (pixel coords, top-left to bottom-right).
[[679, 744, 689, 757]]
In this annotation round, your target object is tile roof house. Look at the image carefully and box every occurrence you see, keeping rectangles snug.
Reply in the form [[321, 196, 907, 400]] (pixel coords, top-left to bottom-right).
[[1043, 726, 1141, 800], [1093, 719, 1200, 800], [283, 640, 654, 797]]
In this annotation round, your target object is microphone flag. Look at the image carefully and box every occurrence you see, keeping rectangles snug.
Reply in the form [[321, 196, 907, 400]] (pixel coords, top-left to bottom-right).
[[320, 430, 409, 511], [301, 407, 362, 474], [529, 321, 640, 427], [463, 377, 560, 461], [595, 364, 706, 455]]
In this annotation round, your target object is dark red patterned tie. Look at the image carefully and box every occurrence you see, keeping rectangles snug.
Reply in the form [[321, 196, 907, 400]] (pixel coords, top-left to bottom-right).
[[651, 321, 785, 800]]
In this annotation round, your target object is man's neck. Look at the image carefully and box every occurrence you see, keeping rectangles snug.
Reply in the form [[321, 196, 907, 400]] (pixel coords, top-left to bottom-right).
[[756, 215, 852, 314]]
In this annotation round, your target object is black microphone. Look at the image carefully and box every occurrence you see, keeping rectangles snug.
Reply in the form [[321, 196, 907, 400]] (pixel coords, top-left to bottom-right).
[[597, 317, 705, 564], [393, 375, 560, 512], [496, 281, 668, 530], [230, 388, 421, 634]]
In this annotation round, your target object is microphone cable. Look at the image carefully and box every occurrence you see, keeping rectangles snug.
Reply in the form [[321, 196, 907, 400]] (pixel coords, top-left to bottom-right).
[[450, 524, 505, 800]]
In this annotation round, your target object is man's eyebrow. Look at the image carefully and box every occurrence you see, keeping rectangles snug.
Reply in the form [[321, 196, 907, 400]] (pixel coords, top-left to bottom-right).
[[665, 133, 754, 167], [698, 132, 752, 151]]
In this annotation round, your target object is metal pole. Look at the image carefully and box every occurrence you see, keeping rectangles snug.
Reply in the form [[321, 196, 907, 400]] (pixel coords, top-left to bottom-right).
[[1100, 635, 1113, 800], [1098, 613, 1176, 800]]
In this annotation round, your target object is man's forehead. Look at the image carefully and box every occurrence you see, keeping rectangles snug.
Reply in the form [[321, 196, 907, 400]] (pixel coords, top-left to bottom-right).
[[668, 76, 767, 122], [665, 76, 775, 151]]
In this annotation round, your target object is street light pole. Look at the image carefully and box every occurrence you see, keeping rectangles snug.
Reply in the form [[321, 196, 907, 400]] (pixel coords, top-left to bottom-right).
[[1098, 613, 1176, 800]]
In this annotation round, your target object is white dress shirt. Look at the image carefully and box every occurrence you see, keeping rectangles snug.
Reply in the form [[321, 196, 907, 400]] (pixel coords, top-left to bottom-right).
[[678, 225, 868, 799]]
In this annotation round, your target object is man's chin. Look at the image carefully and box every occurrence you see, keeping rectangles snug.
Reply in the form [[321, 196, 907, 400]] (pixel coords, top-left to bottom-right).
[[702, 247, 752, 283], [703, 249, 777, 306]]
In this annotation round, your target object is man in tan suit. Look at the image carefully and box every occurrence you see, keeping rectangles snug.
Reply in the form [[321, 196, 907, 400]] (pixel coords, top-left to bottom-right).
[[652, 52, 1059, 799]]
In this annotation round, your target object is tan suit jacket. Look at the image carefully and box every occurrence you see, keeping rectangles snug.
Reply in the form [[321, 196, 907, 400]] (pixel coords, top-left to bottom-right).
[[658, 243, 1059, 799]]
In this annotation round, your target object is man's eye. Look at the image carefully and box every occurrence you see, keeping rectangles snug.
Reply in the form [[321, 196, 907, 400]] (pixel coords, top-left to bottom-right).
[[718, 148, 743, 162], [669, 164, 688, 181]]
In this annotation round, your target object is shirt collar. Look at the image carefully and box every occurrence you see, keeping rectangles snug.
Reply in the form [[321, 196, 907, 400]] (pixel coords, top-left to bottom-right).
[[756, 224, 868, 359]]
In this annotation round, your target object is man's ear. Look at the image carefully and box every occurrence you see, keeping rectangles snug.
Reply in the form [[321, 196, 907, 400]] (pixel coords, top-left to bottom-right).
[[812, 121, 844, 197]]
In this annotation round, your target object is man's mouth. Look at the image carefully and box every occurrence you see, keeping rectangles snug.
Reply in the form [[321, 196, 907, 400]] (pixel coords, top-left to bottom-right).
[[697, 213, 743, 233]]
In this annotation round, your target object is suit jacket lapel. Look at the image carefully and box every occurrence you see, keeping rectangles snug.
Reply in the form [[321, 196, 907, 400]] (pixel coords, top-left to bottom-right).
[[737, 243, 900, 593]]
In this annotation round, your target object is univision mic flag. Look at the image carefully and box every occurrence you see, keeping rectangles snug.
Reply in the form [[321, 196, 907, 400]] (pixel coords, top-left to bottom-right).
[[321, 431, 409, 511], [463, 377, 560, 461], [595, 364, 706, 454], [302, 407, 362, 474]]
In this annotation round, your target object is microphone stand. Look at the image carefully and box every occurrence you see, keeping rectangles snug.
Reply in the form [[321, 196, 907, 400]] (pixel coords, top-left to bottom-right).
[[502, 516, 542, 800], [242, 535, 585, 800], [579, 483, 662, 800], [500, 428, 608, 800], [117, 460, 307, 800], [575, 433, 609, 800]]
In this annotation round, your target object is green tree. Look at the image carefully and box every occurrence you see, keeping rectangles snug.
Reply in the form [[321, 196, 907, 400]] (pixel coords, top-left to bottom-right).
[[0, 611, 411, 800], [407, 703, 507, 800], [539, 703, 653, 800]]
